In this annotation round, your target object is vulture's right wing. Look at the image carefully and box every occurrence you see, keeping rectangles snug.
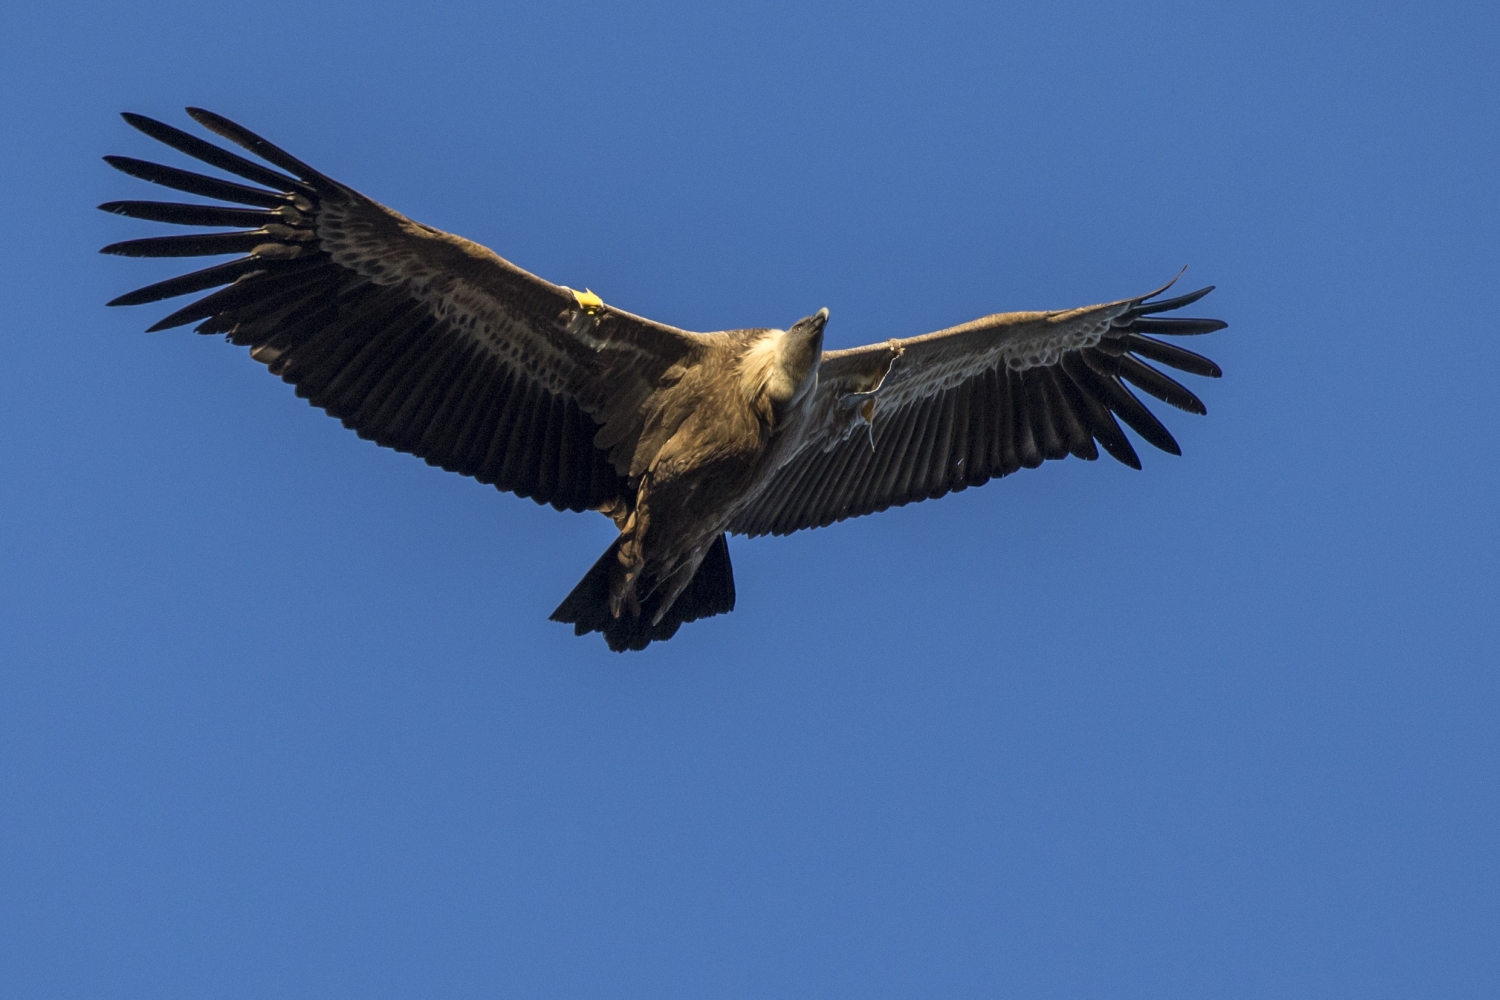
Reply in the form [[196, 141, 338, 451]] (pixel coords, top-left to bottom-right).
[[101, 109, 708, 513], [730, 281, 1227, 537]]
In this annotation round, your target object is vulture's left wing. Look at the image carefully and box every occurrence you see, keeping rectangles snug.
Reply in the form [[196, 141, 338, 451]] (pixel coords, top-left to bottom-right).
[[729, 280, 1227, 537], [101, 109, 706, 514]]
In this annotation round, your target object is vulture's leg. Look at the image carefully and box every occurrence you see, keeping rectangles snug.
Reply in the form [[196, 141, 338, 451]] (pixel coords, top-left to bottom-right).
[[610, 476, 651, 619]]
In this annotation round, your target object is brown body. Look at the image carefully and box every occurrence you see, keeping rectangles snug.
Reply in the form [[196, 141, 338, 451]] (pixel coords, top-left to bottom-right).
[[602, 315, 826, 631]]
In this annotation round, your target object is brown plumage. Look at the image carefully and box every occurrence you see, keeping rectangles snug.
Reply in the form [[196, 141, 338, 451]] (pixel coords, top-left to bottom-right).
[[101, 109, 1230, 651]]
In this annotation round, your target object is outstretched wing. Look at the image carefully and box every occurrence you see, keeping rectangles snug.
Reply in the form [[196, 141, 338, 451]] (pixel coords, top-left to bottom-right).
[[101, 108, 706, 513], [729, 281, 1226, 537]]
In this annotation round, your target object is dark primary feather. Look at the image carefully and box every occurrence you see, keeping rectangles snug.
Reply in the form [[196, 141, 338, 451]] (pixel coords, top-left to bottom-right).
[[1110, 351, 1206, 415], [121, 112, 306, 191], [1130, 317, 1229, 336], [186, 107, 328, 184], [104, 257, 273, 306], [100, 231, 271, 258], [1128, 285, 1216, 316], [103, 155, 289, 207], [1122, 334, 1223, 379], [147, 261, 334, 331], [98, 200, 276, 228]]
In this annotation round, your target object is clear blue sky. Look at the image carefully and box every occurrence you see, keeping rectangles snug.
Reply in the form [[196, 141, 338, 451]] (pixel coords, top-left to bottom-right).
[[2, 2, 1496, 997]]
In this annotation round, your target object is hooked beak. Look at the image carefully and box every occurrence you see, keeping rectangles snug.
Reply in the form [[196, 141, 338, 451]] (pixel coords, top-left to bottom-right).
[[791, 308, 829, 340]]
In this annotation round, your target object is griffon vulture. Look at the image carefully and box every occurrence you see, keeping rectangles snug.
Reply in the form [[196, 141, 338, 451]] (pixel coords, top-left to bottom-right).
[[101, 109, 1228, 651]]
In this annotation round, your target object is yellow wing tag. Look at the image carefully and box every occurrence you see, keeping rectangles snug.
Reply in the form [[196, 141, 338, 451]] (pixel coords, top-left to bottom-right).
[[560, 287, 608, 342], [571, 288, 604, 314]]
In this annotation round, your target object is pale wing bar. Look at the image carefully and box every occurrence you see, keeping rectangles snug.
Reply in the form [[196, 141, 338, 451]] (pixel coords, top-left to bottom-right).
[[731, 288, 1225, 537], [101, 109, 636, 513]]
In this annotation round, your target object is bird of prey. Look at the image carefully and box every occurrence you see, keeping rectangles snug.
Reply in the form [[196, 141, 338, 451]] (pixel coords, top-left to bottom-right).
[[101, 109, 1229, 652]]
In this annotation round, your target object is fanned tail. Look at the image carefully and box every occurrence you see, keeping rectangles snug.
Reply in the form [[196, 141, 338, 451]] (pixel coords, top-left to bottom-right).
[[550, 535, 736, 652]]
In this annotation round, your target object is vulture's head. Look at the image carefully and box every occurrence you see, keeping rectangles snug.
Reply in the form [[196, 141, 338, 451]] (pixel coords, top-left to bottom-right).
[[745, 308, 828, 422], [783, 308, 829, 372]]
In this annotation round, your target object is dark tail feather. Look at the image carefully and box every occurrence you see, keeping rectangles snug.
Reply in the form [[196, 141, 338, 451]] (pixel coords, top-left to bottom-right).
[[550, 535, 737, 652], [550, 538, 625, 641], [673, 534, 737, 627]]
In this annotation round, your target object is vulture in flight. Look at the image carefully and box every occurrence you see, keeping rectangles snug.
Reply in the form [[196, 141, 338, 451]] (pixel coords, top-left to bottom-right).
[[101, 109, 1229, 651]]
